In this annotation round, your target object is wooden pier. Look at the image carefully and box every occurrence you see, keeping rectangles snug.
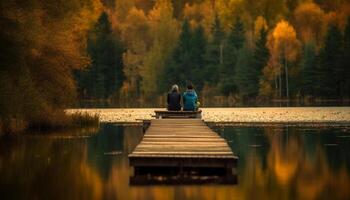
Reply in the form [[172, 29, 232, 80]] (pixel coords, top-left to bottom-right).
[[129, 118, 238, 184], [154, 110, 202, 119]]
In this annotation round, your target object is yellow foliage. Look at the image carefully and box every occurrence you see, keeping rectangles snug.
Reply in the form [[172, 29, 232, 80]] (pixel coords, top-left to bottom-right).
[[215, 0, 249, 31], [260, 20, 300, 97], [254, 16, 268, 39], [121, 7, 150, 94], [183, 0, 215, 35], [294, 2, 326, 44], [269, 20, 300, 62]]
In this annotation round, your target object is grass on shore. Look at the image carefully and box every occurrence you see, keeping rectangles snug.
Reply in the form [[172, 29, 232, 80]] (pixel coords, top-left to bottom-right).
[[0, 111, 100, 134]]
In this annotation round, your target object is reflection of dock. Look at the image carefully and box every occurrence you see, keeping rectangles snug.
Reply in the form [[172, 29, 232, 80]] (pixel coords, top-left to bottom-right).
[[129, 117, 238, 184]]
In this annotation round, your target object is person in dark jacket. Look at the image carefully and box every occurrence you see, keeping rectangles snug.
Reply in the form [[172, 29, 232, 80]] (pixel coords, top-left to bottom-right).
[[183, 83, 198, 111], [167, 84, 181, 111]]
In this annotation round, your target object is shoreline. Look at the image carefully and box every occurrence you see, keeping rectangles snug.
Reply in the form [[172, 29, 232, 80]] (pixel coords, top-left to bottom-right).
[[66, 107, 350, 126]]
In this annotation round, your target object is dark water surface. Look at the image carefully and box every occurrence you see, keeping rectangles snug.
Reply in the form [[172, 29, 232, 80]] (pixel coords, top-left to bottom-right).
[[0, 124, 349, 200]]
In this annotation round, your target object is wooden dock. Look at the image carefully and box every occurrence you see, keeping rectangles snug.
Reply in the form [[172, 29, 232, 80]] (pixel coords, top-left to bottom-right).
[[129, 118, 238, 184], [154, 110, 202, 119]]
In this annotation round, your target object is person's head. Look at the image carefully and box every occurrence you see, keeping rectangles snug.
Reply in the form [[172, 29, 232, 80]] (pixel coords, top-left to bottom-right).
[[187, 83, 194, 90], [171, 84, 179, 92]]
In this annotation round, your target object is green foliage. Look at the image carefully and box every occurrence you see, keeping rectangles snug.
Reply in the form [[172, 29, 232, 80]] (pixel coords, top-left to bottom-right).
[[77, 12, 125, 99], [204, 15, 224, 86], [300, 42, 318, 96], [163, 19, 207, 91], [219, 17, 245, 96], [318, 23, 343, 97], [190, 25, 207, 91], [234, 46, 256, 98], [142, 0, 179, 97], [341, 17, 350, 98], [252, 28, 269, 97]]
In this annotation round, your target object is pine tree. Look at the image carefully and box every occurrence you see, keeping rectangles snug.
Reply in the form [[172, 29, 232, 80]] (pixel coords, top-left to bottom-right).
[[78, 12, 125, 99], [300, 42, 317, 96], [220, 17, 245, 96], [251, 28, 269, 97], [318, 23, 343, 98], [204, 15, 225, 86], [234, 46, 255, 98], [163, 19, 193, 90], [190, 25, 207, 91], [342, 17, 350, 98]]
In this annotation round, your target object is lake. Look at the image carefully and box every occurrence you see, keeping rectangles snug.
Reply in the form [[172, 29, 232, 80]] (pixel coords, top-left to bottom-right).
[[0, 124, 349, 200]]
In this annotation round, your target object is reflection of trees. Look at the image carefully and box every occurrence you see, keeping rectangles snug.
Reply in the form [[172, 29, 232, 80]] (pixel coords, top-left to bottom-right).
[[296, 145, 329, 200], [267, 127, 303, 186], [236, 126, 350, 200], [1, 126, 349, 200], [87, 124, 124, 180], [0, 134, 103, 200]]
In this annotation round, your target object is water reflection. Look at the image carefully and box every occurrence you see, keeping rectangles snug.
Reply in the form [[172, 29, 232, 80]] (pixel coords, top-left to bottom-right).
[[0, 125, 349, 199], [216, 126, 350, 200]]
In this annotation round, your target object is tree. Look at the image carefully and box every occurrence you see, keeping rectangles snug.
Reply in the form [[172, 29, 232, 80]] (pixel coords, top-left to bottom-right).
[[163, 19, 194, 90], [318, 23, 344, 97], [251, 27, 269, 97], [219, 17, 245, 96], [121, 7, 150, 97], [294, 2, 326, 46], [234, 46, 256, 98], [77, 12, 125, 99], [183, 0, 215, 35], [342, 17, 350, 98], [141, 0, 179, 96], [300, 42, 318, 96], [190, 25, 207, 91], [265, 20, 301, 98], [204, 15, 225, 87], [0, 0, 102, 131]]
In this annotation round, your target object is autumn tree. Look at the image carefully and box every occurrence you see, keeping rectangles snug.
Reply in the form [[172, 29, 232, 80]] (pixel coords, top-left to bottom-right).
[[183, 0, 215, 35], [264, 20, 301, 98], [141, 0, 179, 97], [294, 2, 326, 46], [241, 0, 288, 24], [120, 7, 150, 98], [0, 0, 102, 132]]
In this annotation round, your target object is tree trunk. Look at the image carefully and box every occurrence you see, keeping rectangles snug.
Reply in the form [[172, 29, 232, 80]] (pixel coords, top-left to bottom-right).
[[285, 59, 289, 99], [279, 72, 282, 98], [220, 43, 223, 65]]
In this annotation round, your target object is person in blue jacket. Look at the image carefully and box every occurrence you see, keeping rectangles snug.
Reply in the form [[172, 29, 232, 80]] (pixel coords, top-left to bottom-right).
[[183, 83, 198, 111]]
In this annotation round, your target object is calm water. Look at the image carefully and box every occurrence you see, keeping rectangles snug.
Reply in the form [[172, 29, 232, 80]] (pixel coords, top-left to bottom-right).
[[0, 124, 349, 200]]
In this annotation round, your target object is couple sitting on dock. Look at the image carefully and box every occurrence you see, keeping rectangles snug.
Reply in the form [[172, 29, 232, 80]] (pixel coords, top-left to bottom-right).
[[167, 83, 199, 111]]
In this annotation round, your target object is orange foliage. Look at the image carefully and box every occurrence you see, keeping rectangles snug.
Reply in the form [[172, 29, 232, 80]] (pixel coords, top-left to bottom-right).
[[260, 20, 300, 97], [269, 20, 300, 62], [254, 16, 268, 39], [183, 1, 215, 35], [294, 2, 326, 44]]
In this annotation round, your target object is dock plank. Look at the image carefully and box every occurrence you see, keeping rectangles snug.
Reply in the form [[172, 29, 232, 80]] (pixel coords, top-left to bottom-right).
[[129, 119, 238, 165]]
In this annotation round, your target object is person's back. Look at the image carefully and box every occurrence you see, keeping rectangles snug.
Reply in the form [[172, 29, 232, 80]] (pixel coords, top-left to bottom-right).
[[167, 85, 181, 111], [183, 84, 198, 111]]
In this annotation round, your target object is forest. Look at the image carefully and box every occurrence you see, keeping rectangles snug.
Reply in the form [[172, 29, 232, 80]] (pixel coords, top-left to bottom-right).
[[0, 0, 349, 132], [76, 0, 350, 107]]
